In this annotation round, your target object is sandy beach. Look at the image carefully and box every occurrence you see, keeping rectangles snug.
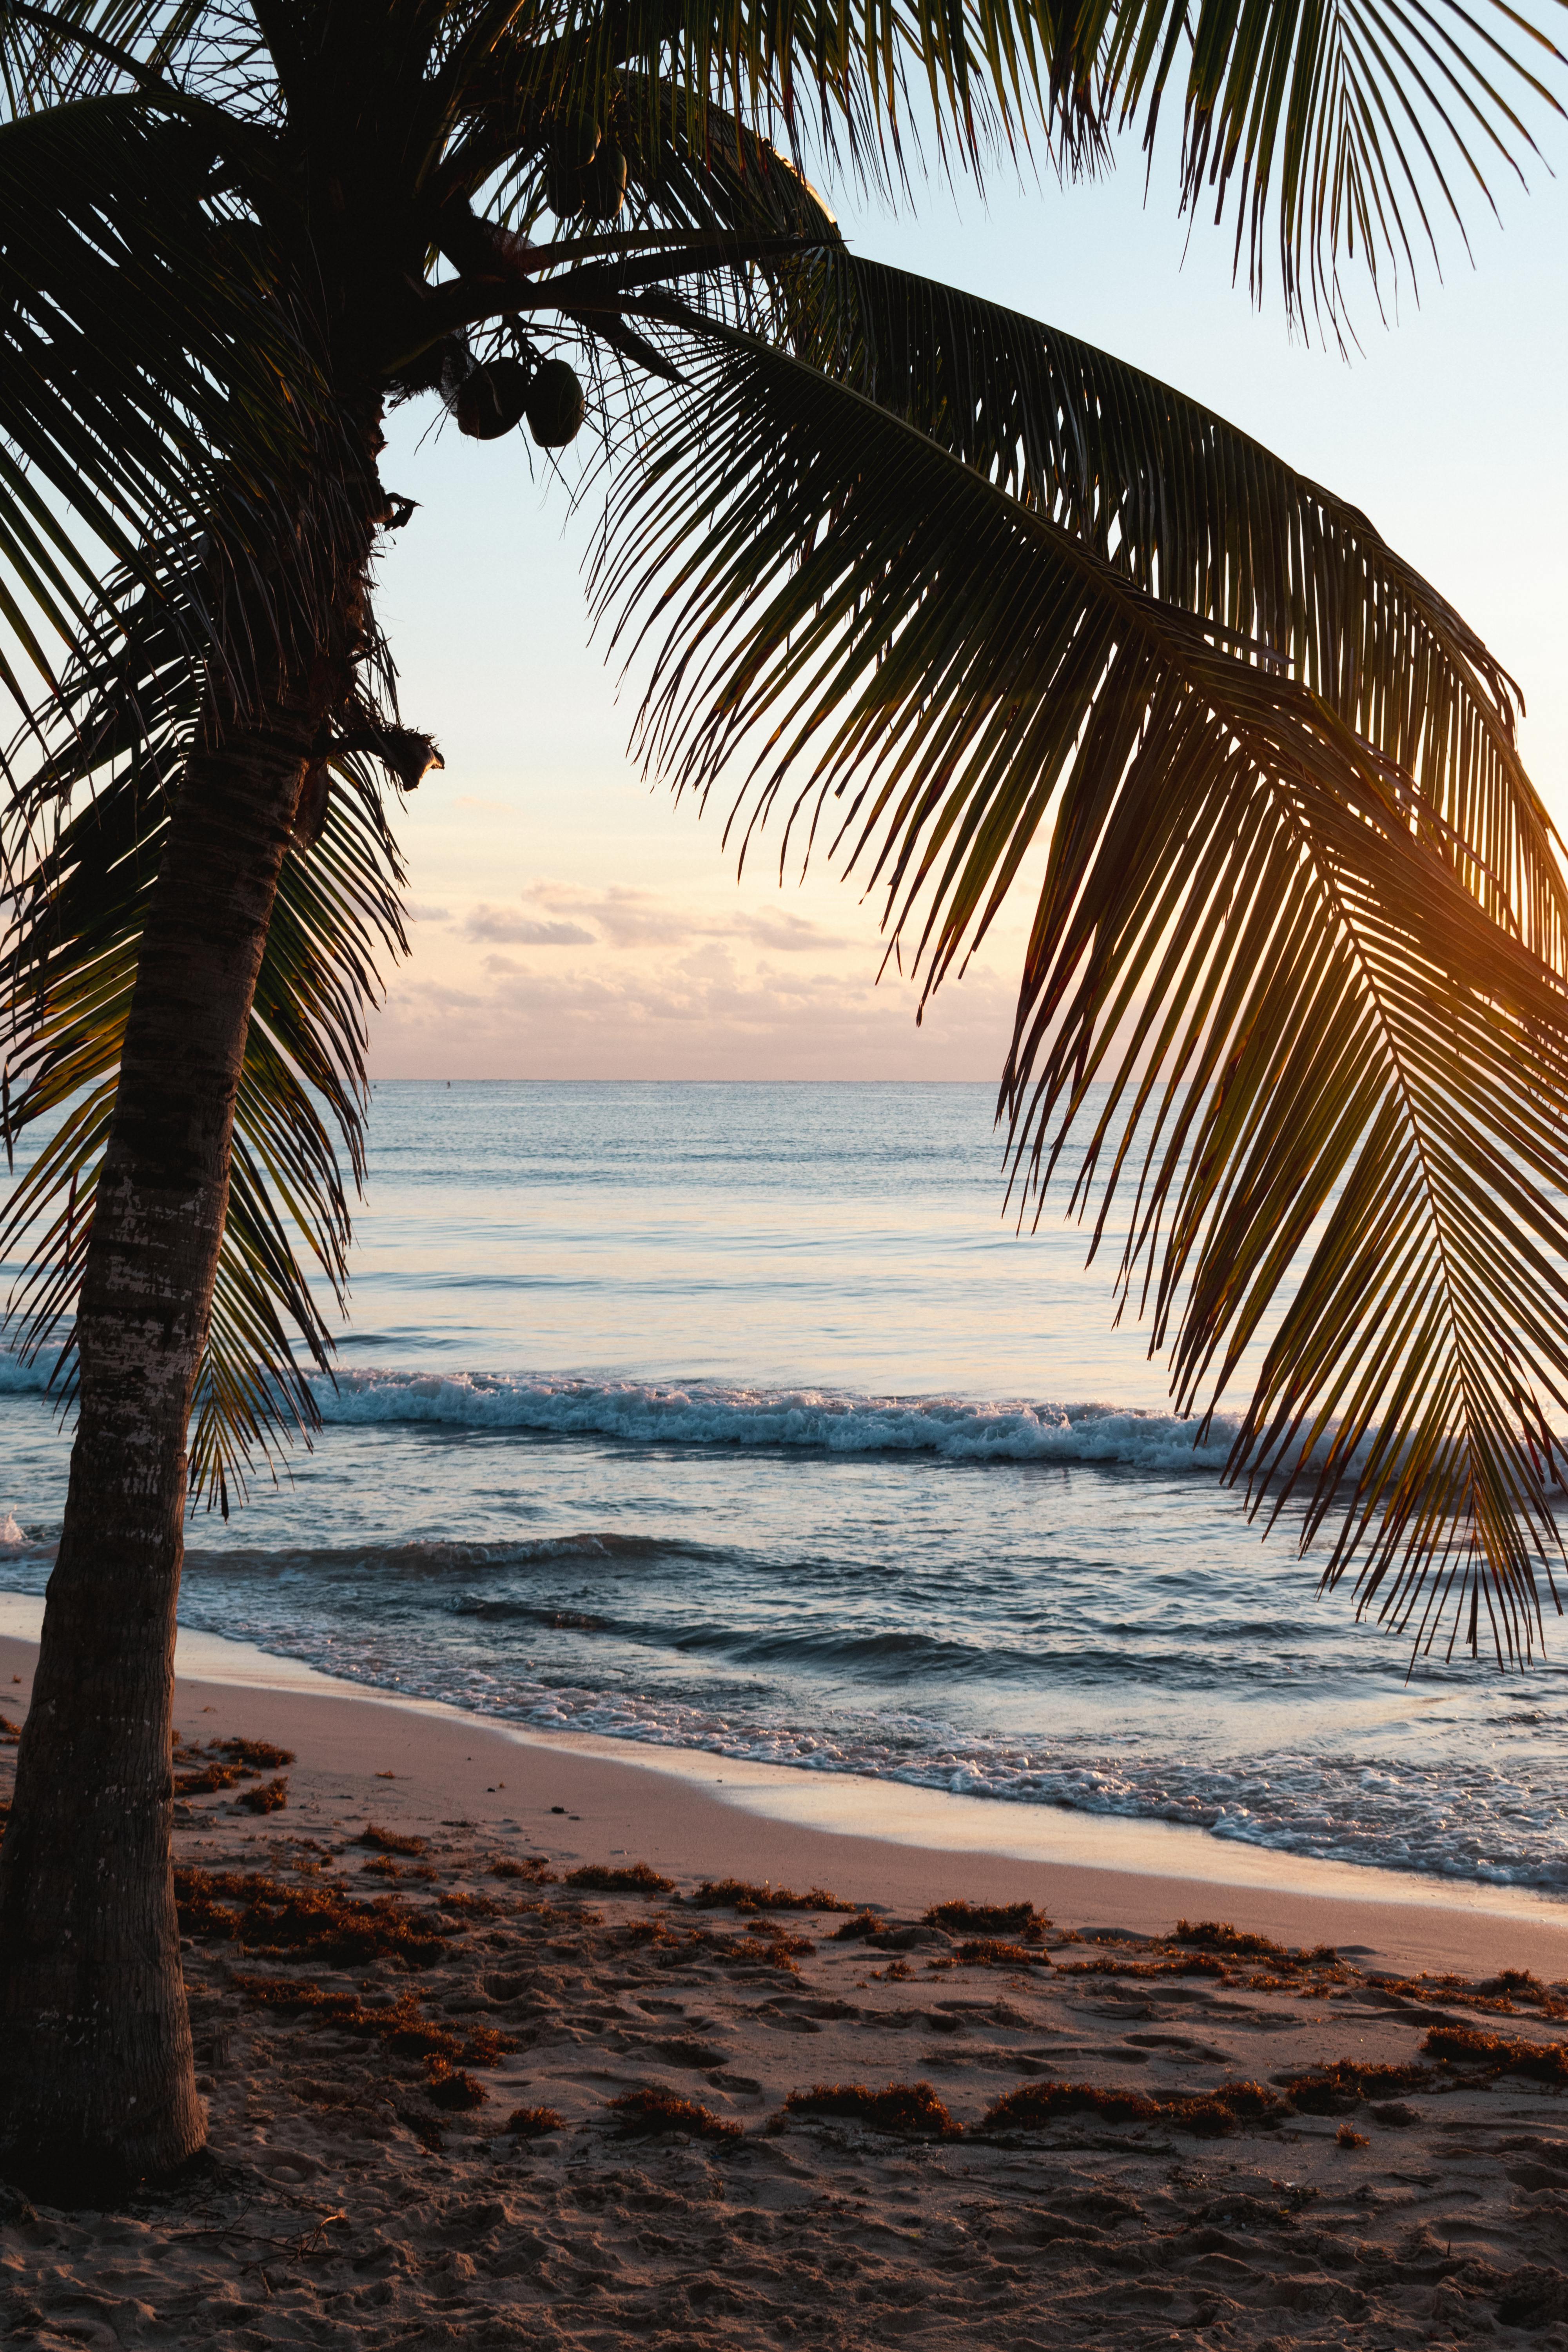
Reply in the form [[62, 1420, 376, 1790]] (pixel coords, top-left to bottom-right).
[[6, 1624, 1568, 2347]]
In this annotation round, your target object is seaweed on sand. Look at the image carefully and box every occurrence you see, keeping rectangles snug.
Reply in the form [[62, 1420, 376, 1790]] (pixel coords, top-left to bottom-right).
[[783, 2082, 962, 2138], [671, 1923, 814, 1975], [925, 1900, 1048, 1941], [1171, 1918, 1345, 1964], [237, 1775, 289, 1813], [357, 1823, 429, 1856], [1054, 1952, 1231, 1982], [563, 1862, 676, 1894], [691, 1878, 857, 1913], [831, 1911, 884, 1942], [1423, 2025, 1568, 2083], [175, 1867, 452, 1967], [488, 1855, 557, 1882], [228, 1973, 517, 2073], [983, 2078, 1285, 2137], [1274, 2060, 1432, 2112], [426, 2058, 488, 2110], [503, 2105, 564, 2138], [608, 2087, 741, 2140], [953, 1938, 1051, 1969], [173, 1736, 294, 1797]]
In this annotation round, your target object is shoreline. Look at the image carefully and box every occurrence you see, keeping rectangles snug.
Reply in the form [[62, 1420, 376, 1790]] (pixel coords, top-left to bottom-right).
[[3, 1606, 1564, 1978]]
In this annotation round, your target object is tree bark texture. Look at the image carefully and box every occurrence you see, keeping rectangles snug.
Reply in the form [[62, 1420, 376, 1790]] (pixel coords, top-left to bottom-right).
[[0, 691, 331, 2190]]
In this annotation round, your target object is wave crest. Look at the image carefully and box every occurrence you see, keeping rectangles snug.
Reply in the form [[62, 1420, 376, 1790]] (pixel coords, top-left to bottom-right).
[[310, 1370, 1239, 1472]]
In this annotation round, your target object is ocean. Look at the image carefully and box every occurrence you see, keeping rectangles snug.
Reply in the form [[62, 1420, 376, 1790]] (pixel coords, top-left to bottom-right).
[[3, 1078, 1566, 1894]]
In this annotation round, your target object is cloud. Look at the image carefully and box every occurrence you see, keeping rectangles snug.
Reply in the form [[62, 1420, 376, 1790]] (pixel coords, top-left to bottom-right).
[[465, 906, 597, 945], [742, 912, 849, 953], [502, 882, 851, 955], [370, 950, 1021, 1080], [405, 902, 451, 923]]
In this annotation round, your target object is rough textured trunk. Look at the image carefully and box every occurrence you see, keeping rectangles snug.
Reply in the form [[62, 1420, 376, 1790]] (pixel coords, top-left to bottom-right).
[[0, 691, 331, 2192]]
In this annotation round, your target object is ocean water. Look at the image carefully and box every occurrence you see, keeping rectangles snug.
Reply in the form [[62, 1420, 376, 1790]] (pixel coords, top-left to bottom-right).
[[3, 1079, 1567, 1895]]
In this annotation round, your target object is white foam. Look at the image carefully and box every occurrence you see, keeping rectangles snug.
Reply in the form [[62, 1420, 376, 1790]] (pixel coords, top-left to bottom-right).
[[309, 1369, 1243, 1472]]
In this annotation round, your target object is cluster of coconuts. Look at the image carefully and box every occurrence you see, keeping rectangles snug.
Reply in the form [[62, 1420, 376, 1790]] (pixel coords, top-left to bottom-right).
[[454, 352, 584, 448], [544, 114, 627, 223]]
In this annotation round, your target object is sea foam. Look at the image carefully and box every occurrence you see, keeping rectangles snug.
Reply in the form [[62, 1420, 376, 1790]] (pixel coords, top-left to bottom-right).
[[309, 1369, 1242, 1472]]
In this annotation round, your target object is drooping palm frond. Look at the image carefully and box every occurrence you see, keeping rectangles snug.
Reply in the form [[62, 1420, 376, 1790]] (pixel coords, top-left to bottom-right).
[[0, 85, 404, 1501], [772, 254, 1565, 964], [0, 576, 408, 1506], [591, 307, 1568, 1661], [1091, 0, 1568, 330]]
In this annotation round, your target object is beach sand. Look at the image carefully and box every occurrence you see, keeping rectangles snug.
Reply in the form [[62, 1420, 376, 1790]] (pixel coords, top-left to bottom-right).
[[5, 1626, 1568, 2347]]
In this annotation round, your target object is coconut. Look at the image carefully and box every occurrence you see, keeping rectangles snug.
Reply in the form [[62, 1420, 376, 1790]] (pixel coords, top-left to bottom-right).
[[577, 141, 627, 221], [550, 114, 601, 172], [526, 359, 586, 448], [544, 158, 584, 220], [455, 358, 530, 439]]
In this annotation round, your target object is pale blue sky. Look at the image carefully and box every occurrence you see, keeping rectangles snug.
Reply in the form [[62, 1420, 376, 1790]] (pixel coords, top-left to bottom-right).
[[369, 103, 1568, 1079]]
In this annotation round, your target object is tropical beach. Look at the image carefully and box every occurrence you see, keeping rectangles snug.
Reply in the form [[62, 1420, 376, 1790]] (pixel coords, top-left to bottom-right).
[[6, 0, 1568, 2341], [9, 1621, 1568, 2343]]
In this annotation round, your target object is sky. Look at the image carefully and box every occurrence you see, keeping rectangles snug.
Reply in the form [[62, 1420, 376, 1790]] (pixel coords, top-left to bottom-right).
[[366, 84, 1568, 1083]]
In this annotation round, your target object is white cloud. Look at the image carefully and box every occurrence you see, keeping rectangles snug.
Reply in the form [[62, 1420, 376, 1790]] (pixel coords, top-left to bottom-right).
[[405, 902, 451, 923], [465, 906, 597, 945]]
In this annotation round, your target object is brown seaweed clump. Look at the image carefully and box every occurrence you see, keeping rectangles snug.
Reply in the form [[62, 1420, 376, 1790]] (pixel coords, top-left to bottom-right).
[[238, 1775, 289, 1814], [1054, 1952, 1230, 1982], [954, 1938, 1051, 1970], [831, 1910, 884, 1942], [691, 1878, 857, 1913], [426, 2058, 488, 2111], [783, 2082, 962, 2139], [1424, 2025, 1568, 2083], [488, 1855, 557, 1882], [227, 1972, 514, 2069], [983, 2078, 1284, 2138], [503, 2105, 564, 2138], [608, 2087, 741, 2140], [925, 1900, 1048, 1941], [563, 1861, 676, 1894], [174, 1867, 451, 1967], [1172, 1918, 1327, 1961], [357, 1823, 429, 1856], [1275, 2060, 1432, 2113], [361, 1855, 439, 1883], [174, 1736, 294, 1798]]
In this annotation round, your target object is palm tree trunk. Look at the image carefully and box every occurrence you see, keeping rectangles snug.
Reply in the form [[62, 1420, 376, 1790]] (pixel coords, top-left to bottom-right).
[[0, 689, 330, 2191]]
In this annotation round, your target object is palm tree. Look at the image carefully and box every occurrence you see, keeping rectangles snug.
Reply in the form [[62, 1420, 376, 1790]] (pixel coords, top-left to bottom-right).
[[1, 0, 1565, 2189]]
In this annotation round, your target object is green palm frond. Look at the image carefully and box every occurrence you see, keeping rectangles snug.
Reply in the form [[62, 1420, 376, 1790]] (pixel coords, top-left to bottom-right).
[[592, 307, 1568, 1660]]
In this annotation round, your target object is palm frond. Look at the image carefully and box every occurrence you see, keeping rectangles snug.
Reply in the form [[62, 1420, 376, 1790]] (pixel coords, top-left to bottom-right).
[[0, 90, 357, 740], [772, 252, 1565, 965], [592, 307, 1568, 1659], [0, 572, 408, 1506], [1090, 0, 1568, 330]]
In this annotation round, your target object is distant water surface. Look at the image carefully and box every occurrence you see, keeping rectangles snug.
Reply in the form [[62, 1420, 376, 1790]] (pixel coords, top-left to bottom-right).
[[4, 1080, 1566, 1895]]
